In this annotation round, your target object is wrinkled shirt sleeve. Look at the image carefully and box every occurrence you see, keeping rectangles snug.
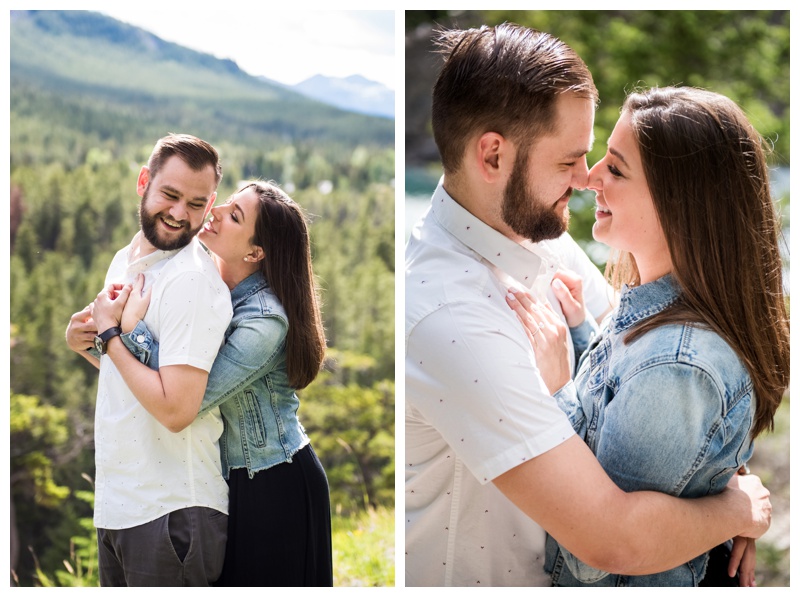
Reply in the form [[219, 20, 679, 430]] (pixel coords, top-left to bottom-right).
[[407, 301, 575, 483]]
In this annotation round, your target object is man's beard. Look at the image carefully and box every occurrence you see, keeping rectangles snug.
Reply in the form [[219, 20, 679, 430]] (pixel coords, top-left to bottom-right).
[[502, 150, 570, 243], [139, 186, 201, 251]]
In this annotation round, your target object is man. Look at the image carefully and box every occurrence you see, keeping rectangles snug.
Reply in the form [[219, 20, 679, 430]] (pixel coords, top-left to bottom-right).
[[405, 24, 771, 586], [66, 134, 233, 586]]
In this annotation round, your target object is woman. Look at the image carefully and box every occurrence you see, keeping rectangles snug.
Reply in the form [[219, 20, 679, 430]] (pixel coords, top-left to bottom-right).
[[507, 87, 789, 586], [93, 181, 332, 586]]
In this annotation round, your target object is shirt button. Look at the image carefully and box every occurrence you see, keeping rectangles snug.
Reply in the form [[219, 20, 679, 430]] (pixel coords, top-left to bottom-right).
[[137, 335, 145, 343]]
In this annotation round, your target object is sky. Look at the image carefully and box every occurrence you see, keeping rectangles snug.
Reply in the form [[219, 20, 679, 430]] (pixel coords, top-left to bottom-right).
[[99, 8, 396, 90]]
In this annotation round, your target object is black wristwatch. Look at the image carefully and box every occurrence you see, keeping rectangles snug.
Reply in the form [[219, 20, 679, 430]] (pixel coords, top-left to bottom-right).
[[94, 326, 123, 355]]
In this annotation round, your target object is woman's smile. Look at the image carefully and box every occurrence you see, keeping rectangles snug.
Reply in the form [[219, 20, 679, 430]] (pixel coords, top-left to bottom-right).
[[595, 199, 612, 219]]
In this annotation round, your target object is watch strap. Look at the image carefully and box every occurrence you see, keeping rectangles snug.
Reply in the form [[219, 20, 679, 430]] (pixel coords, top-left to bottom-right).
[[98, 326, 123, 342]]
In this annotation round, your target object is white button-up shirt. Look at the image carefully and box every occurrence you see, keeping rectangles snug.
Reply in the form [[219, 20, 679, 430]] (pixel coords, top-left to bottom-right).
[[93, 234, 233, 529], [405, 182, 613, 586]]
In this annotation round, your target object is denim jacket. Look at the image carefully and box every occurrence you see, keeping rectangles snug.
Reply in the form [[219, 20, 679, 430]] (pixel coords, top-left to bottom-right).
[[545, 274, 755, 587], [122, 272, 310, 479]]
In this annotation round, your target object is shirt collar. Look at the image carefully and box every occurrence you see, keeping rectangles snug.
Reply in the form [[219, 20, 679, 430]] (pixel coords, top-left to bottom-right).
[[612, 274, 681, 332], [430, 180, 558, 294], [125, 231, 182, 277]]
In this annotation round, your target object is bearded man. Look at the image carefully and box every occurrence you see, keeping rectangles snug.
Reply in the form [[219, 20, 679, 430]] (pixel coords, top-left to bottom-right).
[[66, 134, 232, 586]]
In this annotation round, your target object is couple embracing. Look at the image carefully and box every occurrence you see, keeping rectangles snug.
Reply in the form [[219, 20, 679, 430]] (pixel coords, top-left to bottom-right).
[[405, 23, 789, 587], [66, 134, 332, 586]]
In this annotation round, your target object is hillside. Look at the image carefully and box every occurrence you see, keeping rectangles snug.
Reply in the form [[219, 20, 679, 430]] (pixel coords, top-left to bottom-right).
[[292, 74, 395, 119], [10, 10, 394, 156]]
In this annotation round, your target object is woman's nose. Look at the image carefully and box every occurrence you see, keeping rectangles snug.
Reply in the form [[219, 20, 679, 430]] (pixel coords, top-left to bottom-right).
[[586, 160, 602, 191]]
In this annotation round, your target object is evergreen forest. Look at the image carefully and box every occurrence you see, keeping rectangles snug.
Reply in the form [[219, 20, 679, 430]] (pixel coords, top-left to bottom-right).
[[9, 10, 395, 586]]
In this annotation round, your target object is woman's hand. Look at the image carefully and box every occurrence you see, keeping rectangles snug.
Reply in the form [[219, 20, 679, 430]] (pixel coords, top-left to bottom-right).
[[121, 274, 152, 333], [505, 289, 571, 394], [729, 536, 757, 587], [91, 282, 132, 333], [552, 269, 586, 328]]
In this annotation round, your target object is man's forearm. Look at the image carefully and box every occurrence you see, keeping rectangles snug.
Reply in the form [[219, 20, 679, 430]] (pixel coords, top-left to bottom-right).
[[105, 336, 205, 432], [592, 483, 752, 575], [494, 435, 768, 576], [77, 348, 101, 370]]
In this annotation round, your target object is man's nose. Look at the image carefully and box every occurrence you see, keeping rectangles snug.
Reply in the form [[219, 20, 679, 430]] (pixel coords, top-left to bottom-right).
[[169, 202, 188, 222], [572, 160, 590, 190]]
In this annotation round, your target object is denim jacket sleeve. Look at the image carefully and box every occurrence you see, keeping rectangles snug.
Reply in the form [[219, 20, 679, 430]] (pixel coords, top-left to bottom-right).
[[117, 314, 288, 414], [556, 360, 749, 583], [552, 319, 602, 439], [197, 315, 288, 415], [552, 381, 587, 439], [569, 316, 599, 369], [119, 320, 159, 370]]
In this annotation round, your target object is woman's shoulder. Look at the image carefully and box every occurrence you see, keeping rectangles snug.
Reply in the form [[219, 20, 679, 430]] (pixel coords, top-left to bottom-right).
[[617, 322, 751, 400], [233, 283, 289, 324]]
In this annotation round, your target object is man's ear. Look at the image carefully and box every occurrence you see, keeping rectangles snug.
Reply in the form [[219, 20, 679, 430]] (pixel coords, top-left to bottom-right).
[[203, 192, 217, 219], [475, 132, 509, 183], [136, 166, 150, 198]]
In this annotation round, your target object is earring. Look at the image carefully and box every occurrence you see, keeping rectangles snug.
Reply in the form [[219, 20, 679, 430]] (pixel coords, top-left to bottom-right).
[[243, 257, 249, 262]]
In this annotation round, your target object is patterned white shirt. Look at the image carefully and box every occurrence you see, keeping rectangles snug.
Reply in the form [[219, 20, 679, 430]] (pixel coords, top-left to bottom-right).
[[405, 181, 613, 586], [93, 234, 233, 529]]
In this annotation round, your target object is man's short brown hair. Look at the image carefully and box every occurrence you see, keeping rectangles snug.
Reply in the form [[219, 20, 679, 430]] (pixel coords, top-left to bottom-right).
[[431, 23, 598, 174], [147, 133, 222, 186]]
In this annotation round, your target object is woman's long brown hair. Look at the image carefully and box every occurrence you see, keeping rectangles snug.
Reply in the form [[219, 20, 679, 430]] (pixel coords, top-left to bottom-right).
[[246, 181, 326, 389], [606, 86, 789, 438]]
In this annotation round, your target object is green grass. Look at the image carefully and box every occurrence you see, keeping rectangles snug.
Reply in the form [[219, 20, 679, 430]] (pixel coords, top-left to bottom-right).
[[332, 507, 395, 587], [750, 396, 790, 586], [23, 504, 397, 587]]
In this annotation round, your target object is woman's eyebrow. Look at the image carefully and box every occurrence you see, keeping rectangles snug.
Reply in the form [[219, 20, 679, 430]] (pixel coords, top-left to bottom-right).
[[609, 147, 629, 168]]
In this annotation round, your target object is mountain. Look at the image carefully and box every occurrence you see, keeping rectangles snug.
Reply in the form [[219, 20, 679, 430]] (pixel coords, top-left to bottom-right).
[[9, 10, 393, 149], [292, 75, 394, 119]]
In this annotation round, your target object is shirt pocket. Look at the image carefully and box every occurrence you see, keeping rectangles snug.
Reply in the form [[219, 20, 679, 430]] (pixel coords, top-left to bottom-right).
[[243, 389, 267, 447]]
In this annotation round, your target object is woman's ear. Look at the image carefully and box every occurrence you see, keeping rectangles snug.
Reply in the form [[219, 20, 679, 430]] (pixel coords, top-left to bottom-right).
[[246, 246, 265, 263]]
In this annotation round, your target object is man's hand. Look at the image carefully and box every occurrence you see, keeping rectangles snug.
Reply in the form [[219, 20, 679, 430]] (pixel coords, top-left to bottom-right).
[[66, 305, 98, 353], [92, 283, 132, 332], [727, 472, 771, 539]]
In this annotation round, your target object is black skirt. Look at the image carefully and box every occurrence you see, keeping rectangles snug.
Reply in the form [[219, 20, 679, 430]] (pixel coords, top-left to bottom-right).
[[215, 443, 333, 586]]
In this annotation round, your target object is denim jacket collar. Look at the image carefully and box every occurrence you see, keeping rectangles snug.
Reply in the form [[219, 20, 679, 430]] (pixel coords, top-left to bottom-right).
[[230, 271, 269, 309], [611, 274, 681, 333]]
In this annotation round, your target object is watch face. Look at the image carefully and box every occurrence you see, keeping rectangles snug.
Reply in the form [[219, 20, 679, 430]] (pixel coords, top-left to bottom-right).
[[94, 335, 105, 355]]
